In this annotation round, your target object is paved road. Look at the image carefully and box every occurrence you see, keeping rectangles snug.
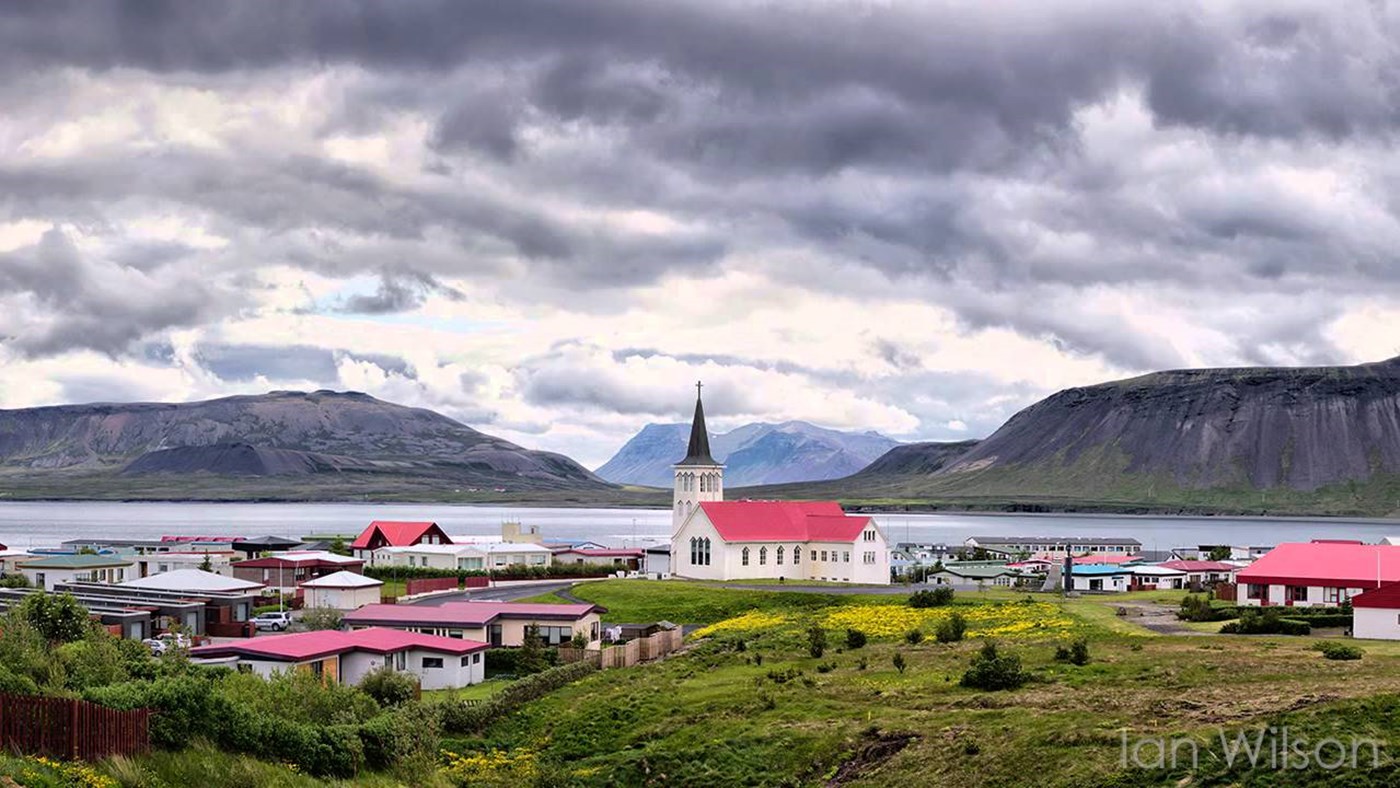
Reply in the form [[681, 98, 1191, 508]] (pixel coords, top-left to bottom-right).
[[409, 580, 577, 606]]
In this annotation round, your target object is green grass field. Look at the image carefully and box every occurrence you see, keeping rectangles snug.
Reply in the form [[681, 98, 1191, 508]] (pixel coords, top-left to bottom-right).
[[444, 580, 1400, 786]]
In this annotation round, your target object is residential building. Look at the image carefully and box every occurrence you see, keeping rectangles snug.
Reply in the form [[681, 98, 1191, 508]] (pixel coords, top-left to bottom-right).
[[189, 627, 489, 689], [121, 568, 264, 595], [1068, 564, 1133, 592], [1158, 560, 1236, 588], [81, 573, 263, 634], [349, 521, 452, 560], [230, 551, 364, 593], [0, 550, 33, 576], [1130, 565, 1188, 590], [1173, 545, 1273, 561], [963, 536, 1142, 560], [18, 554, 134, 591], [344, 601, 604, 646], [477, 542, 553, 569], [131, 551, 236, 578], [369, 544, 487, 571], [1351, 583, 1400, 640], [928, 563, 1019, 587], [552, 548, 643, 571], [1234, 542, 1400, 607], [300, 571, 383, 611]]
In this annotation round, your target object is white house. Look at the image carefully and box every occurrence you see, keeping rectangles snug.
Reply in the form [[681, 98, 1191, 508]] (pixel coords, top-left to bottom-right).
[[18, 554, 134, 592], [300, 571, 383, 611], [370, 544, 488, 571], [189, 627, 488, 689], [667, 385, 889, 585], [1130, 565, 1189, 590], [1234, 542, 1400, 608], [1068, 564, 1133, 592], [132, 551, 236, 578], [121, 568, 265, 595]]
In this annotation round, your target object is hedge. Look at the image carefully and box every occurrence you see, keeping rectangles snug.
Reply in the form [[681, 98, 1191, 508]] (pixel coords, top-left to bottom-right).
[[1219, 617, 1312, 636], [439, 660, 598, 733]]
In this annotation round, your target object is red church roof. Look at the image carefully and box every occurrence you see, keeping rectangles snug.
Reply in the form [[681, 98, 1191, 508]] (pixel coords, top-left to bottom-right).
[[351, 521, 446, 550], [1235, 542, 1400, 589], [698, 501, 871, 542]]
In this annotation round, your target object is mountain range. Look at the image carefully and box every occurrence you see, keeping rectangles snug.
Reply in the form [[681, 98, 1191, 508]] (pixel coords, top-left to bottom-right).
[[0, 390, 605, 498], [596, 421, 900, 487], [758, 357, 1400, 516]]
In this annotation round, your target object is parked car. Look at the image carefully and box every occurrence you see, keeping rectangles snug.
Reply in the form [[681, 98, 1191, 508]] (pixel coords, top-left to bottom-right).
[[141, 637, 168, 655], [158, 632, 192, 650], [252, 611, 293, 631]]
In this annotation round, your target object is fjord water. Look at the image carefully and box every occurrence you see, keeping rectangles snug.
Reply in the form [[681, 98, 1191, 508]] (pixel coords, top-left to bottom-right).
[[0, 501, 1397, 551]]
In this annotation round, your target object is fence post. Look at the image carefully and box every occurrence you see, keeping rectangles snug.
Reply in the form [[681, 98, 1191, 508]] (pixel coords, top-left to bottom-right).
[[69, 698, 79, 761]]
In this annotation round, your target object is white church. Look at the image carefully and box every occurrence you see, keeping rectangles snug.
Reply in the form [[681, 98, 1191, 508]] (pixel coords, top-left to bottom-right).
[[670, 384, 891, 585]]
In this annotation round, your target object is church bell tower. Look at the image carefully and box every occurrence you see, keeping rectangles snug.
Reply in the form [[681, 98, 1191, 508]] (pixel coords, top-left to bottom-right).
[[673, 381, 724, 537]]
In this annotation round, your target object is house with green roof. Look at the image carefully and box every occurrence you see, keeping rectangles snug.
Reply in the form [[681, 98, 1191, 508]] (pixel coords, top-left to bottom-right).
[[18, 554, 134, 592], [929, 562, 1023, 588]]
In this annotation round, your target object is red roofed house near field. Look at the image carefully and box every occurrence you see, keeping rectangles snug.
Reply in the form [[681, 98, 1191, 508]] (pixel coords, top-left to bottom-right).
[[190, 626, 488, 689], [1351, 583, 1400, 640], [667, 385, 890, 584], [1234, 542, 1400, 608], [350, 521, 452, 559]]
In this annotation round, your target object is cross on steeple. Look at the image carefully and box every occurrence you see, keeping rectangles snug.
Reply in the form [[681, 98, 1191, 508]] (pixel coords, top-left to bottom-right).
[[696, 380, 703, 398]]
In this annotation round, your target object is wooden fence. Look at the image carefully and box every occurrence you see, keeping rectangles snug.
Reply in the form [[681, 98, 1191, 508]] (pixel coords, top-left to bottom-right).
[[0, 694, 151, 762], [406, 576, 460, 596], [558, 628, 684, 670]]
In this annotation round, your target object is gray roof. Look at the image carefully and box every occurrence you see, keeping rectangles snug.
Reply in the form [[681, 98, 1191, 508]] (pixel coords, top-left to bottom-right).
[[967, 535, 1142, 546]]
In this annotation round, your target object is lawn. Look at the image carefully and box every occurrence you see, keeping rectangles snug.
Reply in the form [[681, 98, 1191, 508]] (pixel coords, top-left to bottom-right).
[[440, 583, 1400, 786], [421, 677, 512, 703]]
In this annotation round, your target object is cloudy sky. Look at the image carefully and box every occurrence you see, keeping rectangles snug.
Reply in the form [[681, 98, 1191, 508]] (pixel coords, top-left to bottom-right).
[[3, 1, 1400, 467]]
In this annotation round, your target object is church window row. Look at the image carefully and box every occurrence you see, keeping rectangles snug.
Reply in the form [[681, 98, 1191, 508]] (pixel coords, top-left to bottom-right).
[[811, 550, 853, 564], [862, 529, 877, 542], [677, 472, 723, 493], [738, 544, 802, 567], [862, 551, 877, 565], [674, 500, 696, 516], [689, 537, 712, 565]]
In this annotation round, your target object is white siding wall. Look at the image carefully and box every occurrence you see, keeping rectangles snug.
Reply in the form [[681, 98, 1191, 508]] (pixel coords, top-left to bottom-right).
[[305, 585, 381, 611], [1354, 607, 1400, 640]]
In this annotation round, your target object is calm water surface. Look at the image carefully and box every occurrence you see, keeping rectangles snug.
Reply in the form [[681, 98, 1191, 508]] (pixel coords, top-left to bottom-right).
[[0, 501, 1397, 551]]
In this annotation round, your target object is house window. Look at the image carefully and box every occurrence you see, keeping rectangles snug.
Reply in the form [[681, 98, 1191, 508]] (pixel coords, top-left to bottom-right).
[[309, 660, 325, 677], [1324, 587, 1342, 604], [461, 655, 471, 667], [394, 652, 407, 671], [793, 546, 801, 564], [820, 551, 827, 562], [810, 550, 817, 562], [1286, 586, 1308, 603], [422, 657, 444, 669], [1246, 584, 1267, 600], [742, 547, 750, 566], [237, 664, 252, 674], [489, 624, 503, 646], [759, 547, 767, 566], [776, 546, 784, 565], [473, 653, 481, 664], [538, 626, 572, 645], [842, 552, 849, 563], [703, 538, 712, 566]]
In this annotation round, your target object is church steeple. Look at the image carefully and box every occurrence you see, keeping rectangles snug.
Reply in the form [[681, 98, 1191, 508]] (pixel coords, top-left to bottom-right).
[[679, 381, 716, 465], [672, 381, 723, 537]]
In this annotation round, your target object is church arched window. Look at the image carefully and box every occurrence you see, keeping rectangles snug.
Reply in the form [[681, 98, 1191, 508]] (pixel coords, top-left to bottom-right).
[[741, 547, 750, 566], [703, 538, 712, 565], [776, 546, 784, 565], [759, 546, 767, 565], [689, 537, 697, 564], [701, 474, 708, 493], [793, 545, 802, 563]]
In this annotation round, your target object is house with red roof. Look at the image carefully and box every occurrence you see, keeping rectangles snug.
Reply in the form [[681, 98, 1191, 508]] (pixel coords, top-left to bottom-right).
[[350, 520, 452, 559], [344, 601, 604, 646], [1351, 583, 1400, 640], [189, 626, 488, 689], [1234, 542, 1400, 607], [1158, 560, 1237, 588], [230, 551, 364, 593], [666, 386, 890, 584]]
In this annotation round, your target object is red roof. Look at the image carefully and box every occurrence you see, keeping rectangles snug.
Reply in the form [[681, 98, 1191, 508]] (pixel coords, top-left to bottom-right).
[[1352, 582, 1400, 609], [1159, 560, 1236, 573], [189, 626, 488, 662], [1235, 542, 1400, 589], [344, 601, 603, 628], [351, 521, 446, 550], [698, 501, 871, 542]]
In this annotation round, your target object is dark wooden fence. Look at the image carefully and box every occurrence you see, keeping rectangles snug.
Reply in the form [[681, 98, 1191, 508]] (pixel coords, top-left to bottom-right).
[[406, 576, 460, 596], [0, 694, 151, 762]]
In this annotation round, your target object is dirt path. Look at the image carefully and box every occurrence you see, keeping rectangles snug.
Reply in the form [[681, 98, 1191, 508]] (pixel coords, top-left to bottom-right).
[[1109, 601, 1199, 635]]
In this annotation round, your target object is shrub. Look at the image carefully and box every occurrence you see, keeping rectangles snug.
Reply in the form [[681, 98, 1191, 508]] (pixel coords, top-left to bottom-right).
[[904, 628, 923, 645], [807, 624, 827, 658], [1067, 638, 1091, 666], [18, 592, 90, 644], [359, 664, 420, 708], [935, 612, 967, 644], [892, 653, 906, 674], [845, 628, 867, 649], [1219, 608, 1311, 636], [816, 661, 836, 674], [359, 702, 440, 772], [1314, 642, 1364, 661], [909, 587, 955, 608], [300, 605, 344, 631], [1178, 595, 1222, 622], [764, 667, 804, 685], [0, 573, 30, 588], [960, 640, 1028, 691], [857, 657, 868, 671]]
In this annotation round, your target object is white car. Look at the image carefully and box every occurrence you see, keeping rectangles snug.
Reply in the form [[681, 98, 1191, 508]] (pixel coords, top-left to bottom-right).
[[252, 611, 293, 631], [141, 637, 168, 656]]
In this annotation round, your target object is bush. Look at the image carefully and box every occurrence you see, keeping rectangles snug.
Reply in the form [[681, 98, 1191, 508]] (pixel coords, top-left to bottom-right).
[[892, 653, 906, 674], [1053, 638, 1090, 666], [845, 628, 867, 649], [909, 587, 955, 608], [300, 605, 344, 632], [18, 592, 90, 644], [359, 703, 440, 772], [816, 661, 836, 674], [1178, 595, 1224, 622], [359, 664, 420, 708], [807, 625, 827, 658], [960, 640, 1028, 691], [0, 573, 30, 588], [1219, 608, 1311, 636], [935, 612, 967, 644], [904, 628, 923, 645], [1314, 642, 1363, 661]]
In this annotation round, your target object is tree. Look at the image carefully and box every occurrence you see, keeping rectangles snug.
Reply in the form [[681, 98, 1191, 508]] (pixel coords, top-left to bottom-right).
[[199, 553, 213, 573], [516, 624, 550, 674], [892, 652, 906, 674], [807, 624, 827, 659], [329, 536, 351, 557], [935, 612, 967, 643], [1207, 545, 1232, 561], [300, 605, 344, 631], [20, 592, 90, 644]]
